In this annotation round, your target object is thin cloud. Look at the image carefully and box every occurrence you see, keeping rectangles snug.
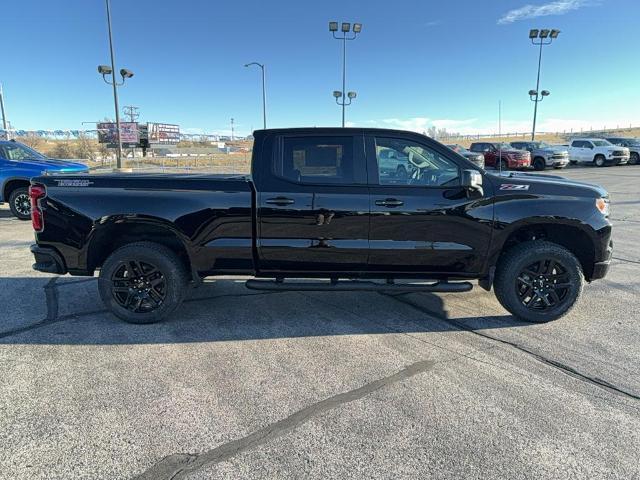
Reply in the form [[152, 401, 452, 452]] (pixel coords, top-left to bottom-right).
[[497, 0, 595, 24]]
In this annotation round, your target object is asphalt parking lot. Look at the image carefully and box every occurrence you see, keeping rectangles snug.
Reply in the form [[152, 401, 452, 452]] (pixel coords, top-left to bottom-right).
[[1, 165, 639, 480]]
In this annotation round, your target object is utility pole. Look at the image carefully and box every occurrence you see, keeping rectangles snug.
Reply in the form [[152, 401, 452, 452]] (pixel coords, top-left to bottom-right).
[[123, 106, 139, 160], [123, 105, 139, 122], [231, 118, 235, 141], [0, 83, 7, 131]]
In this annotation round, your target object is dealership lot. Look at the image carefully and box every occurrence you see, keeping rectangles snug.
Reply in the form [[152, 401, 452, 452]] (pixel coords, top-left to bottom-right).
[[1, 166, 639, 479]]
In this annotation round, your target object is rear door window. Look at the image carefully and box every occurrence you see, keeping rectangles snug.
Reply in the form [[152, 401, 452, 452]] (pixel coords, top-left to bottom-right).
[[274, 135, 364, 185]]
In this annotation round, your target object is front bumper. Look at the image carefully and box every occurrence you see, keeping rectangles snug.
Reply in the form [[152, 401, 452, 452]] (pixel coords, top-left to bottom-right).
[[613, 156, 629, 165], [509, 159, 531, 168], [591, 239, 613, 280], [31, 245, 67, 274]]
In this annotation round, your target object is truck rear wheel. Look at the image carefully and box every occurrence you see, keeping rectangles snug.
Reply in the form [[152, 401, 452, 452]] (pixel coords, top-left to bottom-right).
[[9, 187, 31, 220], [494, 241, 583, 323], [98, 242, 188, 324]]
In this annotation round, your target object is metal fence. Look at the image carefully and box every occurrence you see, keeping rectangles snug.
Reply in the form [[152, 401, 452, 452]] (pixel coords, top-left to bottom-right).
[[439, 125, 639, 143]]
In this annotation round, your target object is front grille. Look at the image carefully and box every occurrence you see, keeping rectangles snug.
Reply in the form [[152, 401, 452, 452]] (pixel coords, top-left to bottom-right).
[[552, 153, 568, 159], [612, 150, 625, 156]]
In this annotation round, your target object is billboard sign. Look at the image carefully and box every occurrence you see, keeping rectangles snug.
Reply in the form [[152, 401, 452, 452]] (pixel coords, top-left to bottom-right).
[[148, 123, 180, 145], [97, 122, 139, 147]]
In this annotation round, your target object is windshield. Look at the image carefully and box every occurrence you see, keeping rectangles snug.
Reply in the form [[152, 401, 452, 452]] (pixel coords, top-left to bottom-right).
[[496, 143, 512, 150], [0, 142, 48, 161], [592, 140, 612, 147]]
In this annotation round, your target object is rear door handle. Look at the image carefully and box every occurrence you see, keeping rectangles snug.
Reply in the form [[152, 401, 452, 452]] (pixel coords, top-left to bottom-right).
[[375, 198, 404, 207], [265, 197, 295, 206]]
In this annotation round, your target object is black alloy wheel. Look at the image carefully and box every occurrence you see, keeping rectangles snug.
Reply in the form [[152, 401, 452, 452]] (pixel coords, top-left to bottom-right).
[[516, 259, 571, 311], [111, 260, 167, 313], [493, 240, 583, 323], [98, 242, 188, 323], [9, 187, 31, 220]]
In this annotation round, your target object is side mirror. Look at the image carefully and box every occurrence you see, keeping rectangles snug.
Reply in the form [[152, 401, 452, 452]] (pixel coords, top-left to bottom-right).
[[461, 169, 483, 196]]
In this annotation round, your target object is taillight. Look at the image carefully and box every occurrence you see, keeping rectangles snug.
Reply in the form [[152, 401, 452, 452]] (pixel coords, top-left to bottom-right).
[[29, 184, 46, 232]]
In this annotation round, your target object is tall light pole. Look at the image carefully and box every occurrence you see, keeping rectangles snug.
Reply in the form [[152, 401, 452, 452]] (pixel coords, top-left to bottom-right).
[[0, 83, 7, 131], [99, 0, 134, 170], [529, 28, 559, 141], [329, 21, 362, 127], [244, 62, 267, 129]]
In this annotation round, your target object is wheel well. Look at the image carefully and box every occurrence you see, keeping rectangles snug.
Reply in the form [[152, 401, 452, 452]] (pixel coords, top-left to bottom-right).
[[3, 179, 30, 201], [87, 223, 192, 276], [501, 224, 596, 279]]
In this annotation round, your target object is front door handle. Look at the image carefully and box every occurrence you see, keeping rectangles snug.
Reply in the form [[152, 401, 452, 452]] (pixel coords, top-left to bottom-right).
[[375, 198, 404, 207], [265, 197, 295, 206]]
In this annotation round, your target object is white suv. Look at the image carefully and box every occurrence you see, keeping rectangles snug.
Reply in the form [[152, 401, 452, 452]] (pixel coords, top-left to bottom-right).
[[568, 138, 629, 167]]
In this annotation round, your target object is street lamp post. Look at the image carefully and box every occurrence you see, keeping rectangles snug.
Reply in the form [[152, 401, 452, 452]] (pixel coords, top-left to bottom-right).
[[529, 28, 559, 141], [0, 83, 7, 131], [329, 21, 362, 127], [99, 0, 134, 170], [244, 62, 267, 129]]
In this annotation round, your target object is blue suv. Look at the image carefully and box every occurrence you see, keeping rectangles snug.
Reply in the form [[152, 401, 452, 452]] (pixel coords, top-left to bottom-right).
[[0, 140, 88, 219]]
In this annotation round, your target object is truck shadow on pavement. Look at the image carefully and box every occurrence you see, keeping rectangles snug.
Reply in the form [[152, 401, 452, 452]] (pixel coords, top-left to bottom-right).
[[0, 277, 529, 345]]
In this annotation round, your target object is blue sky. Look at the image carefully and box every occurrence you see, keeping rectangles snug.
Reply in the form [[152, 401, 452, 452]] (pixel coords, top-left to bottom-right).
[[1, 0, 638, 136]]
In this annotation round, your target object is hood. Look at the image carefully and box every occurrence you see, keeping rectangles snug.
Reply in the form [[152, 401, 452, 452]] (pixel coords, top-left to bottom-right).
[[500, 149, 528, 155], [542, 146, 568, 154], [14, 158, 88, 173], [605, 145, 629, 152], [487, 170, 608, 198]]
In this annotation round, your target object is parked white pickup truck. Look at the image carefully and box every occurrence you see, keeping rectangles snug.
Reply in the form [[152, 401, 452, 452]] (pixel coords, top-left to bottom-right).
[[568, 138, 629, 167]]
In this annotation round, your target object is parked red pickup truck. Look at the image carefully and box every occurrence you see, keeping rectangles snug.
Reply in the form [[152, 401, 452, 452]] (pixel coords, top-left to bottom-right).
[[469, 142, 531, 170]]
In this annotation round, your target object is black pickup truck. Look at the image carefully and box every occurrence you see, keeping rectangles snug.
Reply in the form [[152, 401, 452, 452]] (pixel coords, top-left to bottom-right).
[[29, 128, 613, 324]]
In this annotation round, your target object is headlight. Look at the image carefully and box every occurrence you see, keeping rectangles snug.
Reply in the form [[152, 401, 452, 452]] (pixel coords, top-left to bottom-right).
[[595, 198, 609, 216]]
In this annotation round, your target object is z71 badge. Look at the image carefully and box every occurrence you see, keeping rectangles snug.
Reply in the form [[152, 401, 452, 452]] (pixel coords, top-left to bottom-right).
[[500, 184, 530, 191], [54, 179, 94, 187]]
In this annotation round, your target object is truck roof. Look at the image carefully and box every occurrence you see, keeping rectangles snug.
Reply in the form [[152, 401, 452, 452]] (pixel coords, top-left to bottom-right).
[[253, 127, 427, 136]]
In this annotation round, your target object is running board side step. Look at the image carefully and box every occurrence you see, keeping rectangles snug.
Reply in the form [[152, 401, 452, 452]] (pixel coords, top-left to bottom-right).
[[245, 279, 473, 293]]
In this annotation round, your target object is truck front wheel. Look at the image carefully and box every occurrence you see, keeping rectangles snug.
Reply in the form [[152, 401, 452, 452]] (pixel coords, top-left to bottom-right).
[[594, 155, 606, 167], [9, 187, 31, 220], [98, 242, 188, 324], [494, 241, 583, 323], [533, 157, 546, 171]]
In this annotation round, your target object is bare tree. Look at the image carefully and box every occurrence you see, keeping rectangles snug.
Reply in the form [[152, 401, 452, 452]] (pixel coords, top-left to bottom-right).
[[18, 133, 45, 151], [51, 141, 76, 159], [75, 133, 97, 161]]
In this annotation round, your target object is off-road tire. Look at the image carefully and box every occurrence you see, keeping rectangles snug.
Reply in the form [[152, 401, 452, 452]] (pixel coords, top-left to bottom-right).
[[494, 241, 583, 323], [98, 242, 189, 324], [8, 187, 31, 220]]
